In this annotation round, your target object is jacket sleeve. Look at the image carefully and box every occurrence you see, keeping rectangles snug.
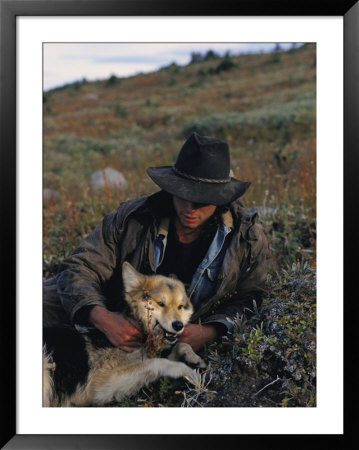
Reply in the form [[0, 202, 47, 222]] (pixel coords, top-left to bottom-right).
[[201, 222, 269, 333], [56, 208, 123, 323]]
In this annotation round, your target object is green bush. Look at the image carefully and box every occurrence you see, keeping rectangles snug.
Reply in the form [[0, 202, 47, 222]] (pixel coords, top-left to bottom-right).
[[182, 93, 315, 138], [204, 49, 220, 61], [114, 104, 128, 117], [215, 55, 237, 73], [268, 53, 282, 64], [106, 74, 121, 87]]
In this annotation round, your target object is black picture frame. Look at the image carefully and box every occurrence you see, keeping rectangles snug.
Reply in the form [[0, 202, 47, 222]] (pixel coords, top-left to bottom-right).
[[1, 1, 357, 448]]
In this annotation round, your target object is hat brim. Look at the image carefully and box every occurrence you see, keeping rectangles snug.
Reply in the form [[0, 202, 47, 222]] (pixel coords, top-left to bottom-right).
[[147, 166, 251, 206]]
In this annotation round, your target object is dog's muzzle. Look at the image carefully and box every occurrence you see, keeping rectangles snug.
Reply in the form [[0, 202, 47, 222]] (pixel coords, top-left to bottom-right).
[[163, 331, 178, 344], [154, 321, 183, 345]]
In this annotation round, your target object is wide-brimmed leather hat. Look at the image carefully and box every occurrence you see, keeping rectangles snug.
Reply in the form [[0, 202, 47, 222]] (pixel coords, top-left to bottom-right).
[[146, 132, 251, 206]]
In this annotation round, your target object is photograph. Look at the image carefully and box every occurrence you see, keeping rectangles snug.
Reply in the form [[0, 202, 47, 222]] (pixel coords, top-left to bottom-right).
[[1, 1, 356, 447], [42, 41, 317, 409]]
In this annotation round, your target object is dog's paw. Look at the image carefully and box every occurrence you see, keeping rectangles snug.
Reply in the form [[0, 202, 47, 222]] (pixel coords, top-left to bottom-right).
[[163, 360, 196, 381], [181, 348, 207, 369], [167, 362, 197, 383], [185, 355, 207, 370], [169, 342, 207, 369], [198, 359, 207, 369]]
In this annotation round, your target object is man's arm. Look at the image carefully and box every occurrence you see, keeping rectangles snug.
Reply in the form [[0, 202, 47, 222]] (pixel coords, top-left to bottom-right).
[[56, 209, 122, 323], [55, 206, 143, 351]]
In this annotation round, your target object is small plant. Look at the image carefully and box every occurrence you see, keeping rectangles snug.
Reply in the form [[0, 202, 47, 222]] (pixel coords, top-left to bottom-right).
[[240, 322, 265, 362], [181, 370, 216, 407], [158, 377, 175, 401], [114, 104, 128, 117]]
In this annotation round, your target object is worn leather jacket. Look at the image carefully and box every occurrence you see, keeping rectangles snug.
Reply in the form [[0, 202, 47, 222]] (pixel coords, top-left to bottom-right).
[[45, 190, 269, 333]]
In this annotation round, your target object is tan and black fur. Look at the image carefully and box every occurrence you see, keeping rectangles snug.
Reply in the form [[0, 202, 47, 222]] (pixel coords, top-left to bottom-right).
[[43, 262, 206, 407]]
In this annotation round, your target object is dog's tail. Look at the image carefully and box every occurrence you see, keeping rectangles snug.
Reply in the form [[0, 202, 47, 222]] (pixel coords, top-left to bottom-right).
[[42, 345, 55, 407]]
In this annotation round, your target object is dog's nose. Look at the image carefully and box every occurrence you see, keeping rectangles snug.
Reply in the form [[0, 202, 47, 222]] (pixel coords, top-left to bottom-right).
[[172, 321, 183, 332]]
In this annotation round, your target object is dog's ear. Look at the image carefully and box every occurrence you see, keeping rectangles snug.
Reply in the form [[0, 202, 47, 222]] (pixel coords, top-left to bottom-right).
[[122, 262, 145, 291]]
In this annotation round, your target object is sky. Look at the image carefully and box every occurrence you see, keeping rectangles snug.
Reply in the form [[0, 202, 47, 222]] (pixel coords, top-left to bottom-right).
[[43, 42, 297, 91]]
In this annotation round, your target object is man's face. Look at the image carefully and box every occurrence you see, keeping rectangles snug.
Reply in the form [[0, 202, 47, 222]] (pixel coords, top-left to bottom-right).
[[173, 196, 216, 230]]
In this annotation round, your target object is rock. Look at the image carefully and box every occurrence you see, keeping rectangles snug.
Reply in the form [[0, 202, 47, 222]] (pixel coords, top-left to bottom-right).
[[84, 93, 99, 101], [89, 168, 128, 191], [43, 188, 59, 201]]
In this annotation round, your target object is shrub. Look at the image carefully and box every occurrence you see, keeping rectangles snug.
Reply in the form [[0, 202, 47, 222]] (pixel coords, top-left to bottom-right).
[[106, 74, 121, 87], [215, 55, 237, 73], [168, 62, 180, 74], [268, 52, 282, 64], [43, 92, 51, 103], [189, 52, 203, 64], [203, 49, 220, 61], [114, 104, 128, 117], [144, 98, 159, 107]]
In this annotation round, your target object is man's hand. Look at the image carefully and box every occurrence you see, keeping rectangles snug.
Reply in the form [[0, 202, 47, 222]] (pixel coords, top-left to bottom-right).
[[177, 323, 218, 352], [89, 306, 142, 352]]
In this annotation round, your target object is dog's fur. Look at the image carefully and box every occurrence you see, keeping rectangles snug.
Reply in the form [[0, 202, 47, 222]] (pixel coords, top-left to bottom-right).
[[43, 262, 206, 407]]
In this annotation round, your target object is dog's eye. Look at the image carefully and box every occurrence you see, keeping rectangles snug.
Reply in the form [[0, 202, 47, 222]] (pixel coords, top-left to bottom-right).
[[178, 305, 183, 310], [157, 302, 165, 307]]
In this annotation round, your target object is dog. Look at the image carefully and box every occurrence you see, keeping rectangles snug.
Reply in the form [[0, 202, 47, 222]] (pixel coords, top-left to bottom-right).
[[43, 262, 206, 407]]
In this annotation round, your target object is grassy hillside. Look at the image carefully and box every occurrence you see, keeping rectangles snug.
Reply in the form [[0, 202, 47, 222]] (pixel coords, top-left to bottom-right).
[[43, 43, 316, 407]]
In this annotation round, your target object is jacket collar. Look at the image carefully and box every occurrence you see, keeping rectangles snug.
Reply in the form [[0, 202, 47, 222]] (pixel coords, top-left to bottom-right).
[[156, 207, 234, 239]]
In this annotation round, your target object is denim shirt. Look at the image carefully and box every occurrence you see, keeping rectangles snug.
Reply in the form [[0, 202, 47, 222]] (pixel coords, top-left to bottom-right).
[[153, 217, 232, 309]]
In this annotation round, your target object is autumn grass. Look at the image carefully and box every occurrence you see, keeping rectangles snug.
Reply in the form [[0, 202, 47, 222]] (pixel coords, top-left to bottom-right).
[[43, 44, 317, 406]]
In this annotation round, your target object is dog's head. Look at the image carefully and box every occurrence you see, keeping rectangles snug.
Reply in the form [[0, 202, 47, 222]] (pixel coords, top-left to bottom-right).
[[122, 262, 193, 344]]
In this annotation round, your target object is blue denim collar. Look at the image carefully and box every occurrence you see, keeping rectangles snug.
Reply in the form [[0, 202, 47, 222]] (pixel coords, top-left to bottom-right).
[[154, 210, 233, 305], [188, 221, 232, 304]]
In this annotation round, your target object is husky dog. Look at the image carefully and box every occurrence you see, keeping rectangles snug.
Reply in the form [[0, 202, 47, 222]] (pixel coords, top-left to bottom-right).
[[43, 262, 206, 407]]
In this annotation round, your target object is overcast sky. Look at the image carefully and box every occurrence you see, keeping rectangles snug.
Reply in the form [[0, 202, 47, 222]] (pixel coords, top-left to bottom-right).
[[43, 42, 297, 91]]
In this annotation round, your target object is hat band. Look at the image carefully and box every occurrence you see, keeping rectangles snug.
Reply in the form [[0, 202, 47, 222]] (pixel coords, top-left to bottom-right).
[[172, 165, 231, 184]]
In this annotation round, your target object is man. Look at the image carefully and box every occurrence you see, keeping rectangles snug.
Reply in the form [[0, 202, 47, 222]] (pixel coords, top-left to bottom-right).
[[43, 132, 268, 352]]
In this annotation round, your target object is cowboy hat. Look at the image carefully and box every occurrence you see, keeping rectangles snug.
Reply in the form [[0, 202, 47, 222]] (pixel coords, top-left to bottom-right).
[[146, 132, 250, 206]]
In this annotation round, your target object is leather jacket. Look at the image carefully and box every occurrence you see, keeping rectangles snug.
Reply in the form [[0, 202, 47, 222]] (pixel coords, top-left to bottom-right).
[[53, 190, 269, 332]]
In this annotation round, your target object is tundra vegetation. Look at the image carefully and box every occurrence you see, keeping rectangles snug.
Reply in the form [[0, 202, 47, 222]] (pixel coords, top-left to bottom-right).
[[43, 43, 316, 407]]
